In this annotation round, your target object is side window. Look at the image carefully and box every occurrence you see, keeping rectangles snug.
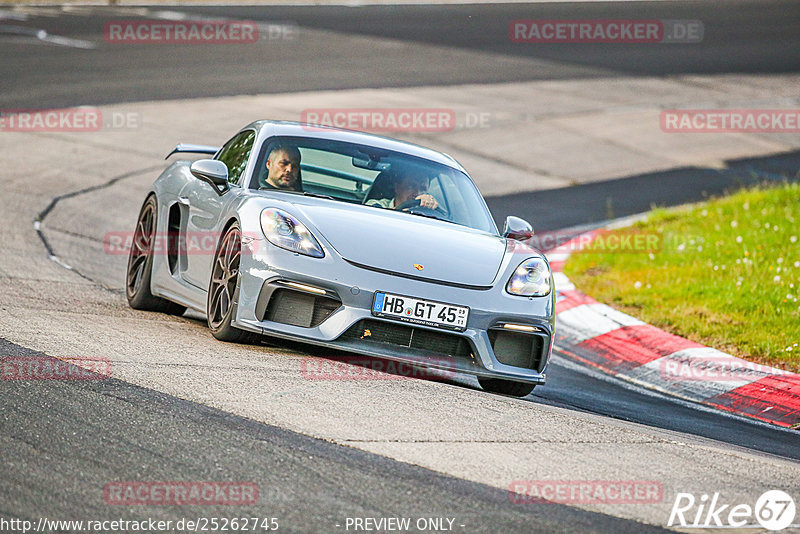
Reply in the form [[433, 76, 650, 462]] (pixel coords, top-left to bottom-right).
[[216, 130, 256, 186]]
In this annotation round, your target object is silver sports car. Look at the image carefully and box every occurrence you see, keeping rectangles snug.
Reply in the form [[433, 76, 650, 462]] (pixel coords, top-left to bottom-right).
[[126, 121, 554, 397]]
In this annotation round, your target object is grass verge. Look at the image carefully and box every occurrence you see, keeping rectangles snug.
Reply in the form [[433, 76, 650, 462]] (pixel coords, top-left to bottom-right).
[[563, 181, 800, 372]]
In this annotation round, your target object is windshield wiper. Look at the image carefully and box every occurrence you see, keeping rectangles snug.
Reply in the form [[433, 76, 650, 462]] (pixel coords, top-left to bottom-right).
[[302, 191, 335, 200], [404, 210, 448, 222], [267, 190, 335, 200]]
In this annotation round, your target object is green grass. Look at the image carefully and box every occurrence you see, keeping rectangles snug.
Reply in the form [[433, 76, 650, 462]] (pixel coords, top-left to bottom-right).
[[563, 182, 800, 372]]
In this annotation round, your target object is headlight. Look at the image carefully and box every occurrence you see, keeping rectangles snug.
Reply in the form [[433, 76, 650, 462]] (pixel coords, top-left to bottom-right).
[[506, 257, 551, 297], [260, 208, 324, 258]]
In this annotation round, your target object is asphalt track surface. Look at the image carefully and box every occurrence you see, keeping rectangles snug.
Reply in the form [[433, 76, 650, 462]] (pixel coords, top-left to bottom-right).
[[2, 3, 799, 532], [2, 340, 669, 533], [2, 1, 799, 108]]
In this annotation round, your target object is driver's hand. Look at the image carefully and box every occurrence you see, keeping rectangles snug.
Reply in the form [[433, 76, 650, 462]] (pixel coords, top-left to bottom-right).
[[416, 194, 438, 209]]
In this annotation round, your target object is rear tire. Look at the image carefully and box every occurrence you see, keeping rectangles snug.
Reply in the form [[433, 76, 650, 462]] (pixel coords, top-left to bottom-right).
[[478, 377, 536, 398], [207, 222, 260, 344], [126, 195, 187, 316]]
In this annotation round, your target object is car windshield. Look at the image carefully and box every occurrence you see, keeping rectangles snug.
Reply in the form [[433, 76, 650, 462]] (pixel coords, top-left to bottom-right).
[[251, 136, 497, 234]]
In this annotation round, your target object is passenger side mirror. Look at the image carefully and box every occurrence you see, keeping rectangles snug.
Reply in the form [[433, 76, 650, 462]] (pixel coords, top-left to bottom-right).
[[190, 159, 229, 195], [503, 216, 534, 241]]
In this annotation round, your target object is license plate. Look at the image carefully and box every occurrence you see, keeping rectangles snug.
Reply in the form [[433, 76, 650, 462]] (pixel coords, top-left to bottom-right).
[[371, 291, 469, 332]]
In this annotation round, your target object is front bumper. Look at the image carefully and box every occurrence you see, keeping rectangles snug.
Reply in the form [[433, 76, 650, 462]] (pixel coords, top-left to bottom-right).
[[233, 237, 555, 385]]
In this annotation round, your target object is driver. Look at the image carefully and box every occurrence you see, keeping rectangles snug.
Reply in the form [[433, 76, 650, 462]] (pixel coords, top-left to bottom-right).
[[261, 143, 302, 191], [366, 170, 438, 211]]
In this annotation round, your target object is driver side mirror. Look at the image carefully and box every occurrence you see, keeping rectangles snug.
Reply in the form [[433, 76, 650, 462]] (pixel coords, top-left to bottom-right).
[[503, 216, 534, 241], [190, 159, 229, 195]]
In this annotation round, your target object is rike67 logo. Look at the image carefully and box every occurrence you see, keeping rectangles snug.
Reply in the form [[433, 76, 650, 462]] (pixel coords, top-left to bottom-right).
[[668, 490, 796, 530]]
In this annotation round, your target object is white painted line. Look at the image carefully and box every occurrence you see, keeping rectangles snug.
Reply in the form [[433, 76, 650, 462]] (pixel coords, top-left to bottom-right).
[[150, 10, 189, 20], [556, 302, 644, 345], [0, 24, 96, 49], [49, 254, 73, 270], [38, 32, 96, 49], [0, 10, 28, 21], [545, 252, 570, 262], [552, 272, 574, 291]]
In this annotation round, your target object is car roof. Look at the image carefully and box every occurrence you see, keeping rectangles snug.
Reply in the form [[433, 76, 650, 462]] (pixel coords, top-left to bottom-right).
[[246, 120, 467, 174]]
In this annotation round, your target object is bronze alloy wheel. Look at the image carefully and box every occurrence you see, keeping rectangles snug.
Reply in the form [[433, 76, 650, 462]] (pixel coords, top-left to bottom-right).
[[126, 200, 155, 299], [208, 224, 241, 330], [207, 222, 259, 343], [126, 195, 186, 315]]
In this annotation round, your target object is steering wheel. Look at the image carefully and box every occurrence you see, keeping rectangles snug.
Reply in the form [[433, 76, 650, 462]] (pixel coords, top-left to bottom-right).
[[395, 198, 448, 218]]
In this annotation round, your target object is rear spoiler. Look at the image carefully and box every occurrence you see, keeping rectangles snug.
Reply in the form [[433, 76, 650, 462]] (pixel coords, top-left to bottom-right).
[[165, 144, 220, 160]]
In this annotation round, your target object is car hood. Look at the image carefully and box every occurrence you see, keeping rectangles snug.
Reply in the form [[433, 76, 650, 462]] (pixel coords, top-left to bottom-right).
[[295, 202, 506, 287]]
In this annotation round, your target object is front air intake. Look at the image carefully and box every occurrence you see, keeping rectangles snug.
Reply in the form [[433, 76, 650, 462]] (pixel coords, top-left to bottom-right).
[[340, 319, 472, 359], [488, 329, 546, 372], [264, 288, 340, 328]]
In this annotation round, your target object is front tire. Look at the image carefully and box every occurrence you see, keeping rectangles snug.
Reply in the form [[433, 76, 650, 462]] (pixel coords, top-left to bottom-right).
[[126, 195, 187, 315], [478, 377, 536, 398], [207, 222, 260, 343]]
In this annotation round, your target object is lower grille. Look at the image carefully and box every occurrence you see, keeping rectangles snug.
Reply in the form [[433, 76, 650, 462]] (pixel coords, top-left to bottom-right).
[[311, 296, 341, 326], [265, 289, 341, 328], [341, 319, 471, 359], [488, 329, 546, 371]]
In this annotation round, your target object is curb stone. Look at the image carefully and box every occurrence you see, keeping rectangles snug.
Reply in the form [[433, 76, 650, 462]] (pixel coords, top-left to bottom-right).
[[545, 229, 800, 429]]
